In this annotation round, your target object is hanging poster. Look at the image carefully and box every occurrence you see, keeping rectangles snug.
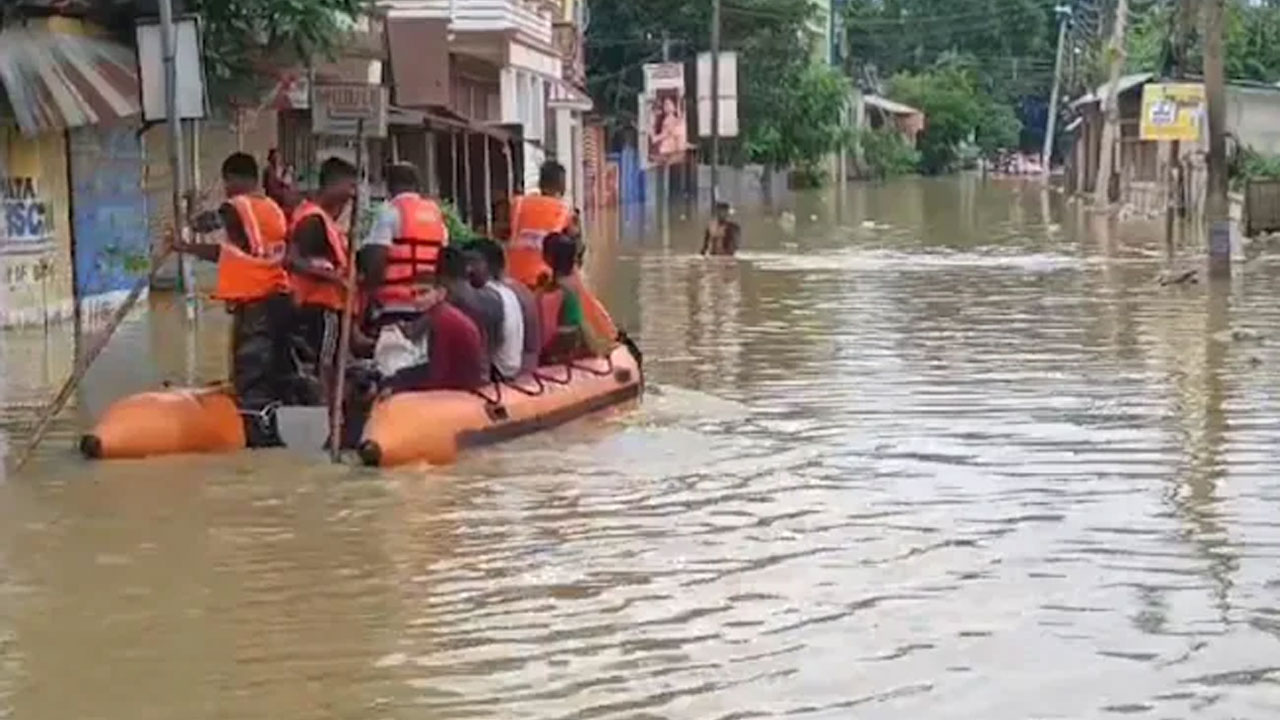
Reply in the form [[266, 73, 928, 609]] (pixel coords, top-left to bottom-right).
[[642, 63, 689, 167]]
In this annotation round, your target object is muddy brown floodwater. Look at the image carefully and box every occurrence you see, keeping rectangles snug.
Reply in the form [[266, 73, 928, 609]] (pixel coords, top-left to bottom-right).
[[3, 175, 1280, 719]]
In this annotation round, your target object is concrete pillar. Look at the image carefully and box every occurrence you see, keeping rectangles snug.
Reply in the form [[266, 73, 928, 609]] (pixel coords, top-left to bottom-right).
[[573, 114, 585, 210], [556, 106, 574, 203], [499, 68, 520, 124]]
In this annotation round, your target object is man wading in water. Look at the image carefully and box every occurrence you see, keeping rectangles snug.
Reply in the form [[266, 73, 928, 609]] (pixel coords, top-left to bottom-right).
[[701, 201, 740, 257]]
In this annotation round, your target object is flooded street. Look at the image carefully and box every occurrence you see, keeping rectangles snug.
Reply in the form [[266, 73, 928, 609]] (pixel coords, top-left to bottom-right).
[[5, 175, 1280, 718]]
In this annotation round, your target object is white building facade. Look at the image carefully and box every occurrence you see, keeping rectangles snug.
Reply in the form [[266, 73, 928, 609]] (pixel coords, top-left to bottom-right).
[[380, 0, 587, 203]]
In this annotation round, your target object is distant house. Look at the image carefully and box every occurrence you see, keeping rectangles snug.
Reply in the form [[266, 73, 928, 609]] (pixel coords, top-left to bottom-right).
[[862, 94, 925, 147], [0, 6, 147, 327], [1065, 72, 1280, 223]]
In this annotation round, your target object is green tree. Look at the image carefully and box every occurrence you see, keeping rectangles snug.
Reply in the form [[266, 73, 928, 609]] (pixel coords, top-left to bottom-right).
[[741, 62, 851, 176], [1122, 0, 1280, 83], [841, 0, 1050, 158], [843, 0, 1054, 103], [186, 0, 367, 104], [889, 62, 1021, 173], [860, 127, 921, 178], [586, 0, 848, 180]]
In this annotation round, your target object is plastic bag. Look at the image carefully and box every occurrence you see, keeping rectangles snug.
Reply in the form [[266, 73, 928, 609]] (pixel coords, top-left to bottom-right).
[[374, 324, 428, 377]]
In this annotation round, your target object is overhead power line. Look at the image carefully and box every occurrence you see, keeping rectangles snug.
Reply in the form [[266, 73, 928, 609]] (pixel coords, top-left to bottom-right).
[[726, 0, 1058, 26]]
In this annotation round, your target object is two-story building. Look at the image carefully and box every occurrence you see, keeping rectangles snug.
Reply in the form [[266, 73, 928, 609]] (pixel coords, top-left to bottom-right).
[[378, 0, 589, 218]]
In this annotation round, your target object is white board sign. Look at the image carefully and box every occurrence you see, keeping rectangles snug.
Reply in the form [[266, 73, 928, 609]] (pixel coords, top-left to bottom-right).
[[312, 84, 389, 138], [697, 52, 739, 138], [136, 16, 208, 121]]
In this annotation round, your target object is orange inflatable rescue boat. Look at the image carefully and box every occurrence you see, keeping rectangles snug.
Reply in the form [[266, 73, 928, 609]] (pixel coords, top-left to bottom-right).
[[81, 344, 642, 467]]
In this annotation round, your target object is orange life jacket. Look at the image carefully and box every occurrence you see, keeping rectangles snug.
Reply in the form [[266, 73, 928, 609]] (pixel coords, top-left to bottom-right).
[[537, 287, 565, 355], [289, 200, 349, 312], [507, 194, 572, 288], [374, 193, 449, 307], [212, 194, 290, 303]]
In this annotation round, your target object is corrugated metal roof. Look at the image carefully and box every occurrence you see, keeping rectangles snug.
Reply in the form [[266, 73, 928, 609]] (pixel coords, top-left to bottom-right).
[[0, 24, 141, 136], [1069, 72, 1154, 109], [864, 94, 922, 116]]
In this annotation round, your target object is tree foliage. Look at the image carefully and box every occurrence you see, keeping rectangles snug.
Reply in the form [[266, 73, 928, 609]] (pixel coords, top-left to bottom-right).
[[741, 54, 850, 173], [586, 0, 848, 175], [889, 62, 1021, 173], [186, 0, 366, 104], [1125, 0, 1280, 82], [859, 127, 921, 178], [841, 0, 1049, 157], [843, 0, 1054, 104]]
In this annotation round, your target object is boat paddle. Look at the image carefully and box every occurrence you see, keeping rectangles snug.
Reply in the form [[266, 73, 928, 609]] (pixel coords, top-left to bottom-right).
[[11, 244, 176, 473]]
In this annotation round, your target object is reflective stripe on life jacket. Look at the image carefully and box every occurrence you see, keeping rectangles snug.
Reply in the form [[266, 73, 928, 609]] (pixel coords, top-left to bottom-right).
[[536, 287, 565, 355], [212, 194, 290, 303], [507, 194, 572, 288], [375, 193, 450, 307], [288, 200, 349, 311]]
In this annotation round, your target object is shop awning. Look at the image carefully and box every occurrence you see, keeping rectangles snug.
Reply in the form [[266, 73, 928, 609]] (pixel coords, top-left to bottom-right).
[[0, 24, 141, 136], [389, 103, 514, 143]]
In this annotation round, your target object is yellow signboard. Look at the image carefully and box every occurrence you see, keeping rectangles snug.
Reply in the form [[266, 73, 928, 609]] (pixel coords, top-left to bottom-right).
[[1140, 83, 1205, 142]]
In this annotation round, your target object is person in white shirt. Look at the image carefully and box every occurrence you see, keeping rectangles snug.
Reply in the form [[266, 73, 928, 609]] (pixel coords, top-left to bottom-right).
[[475, 238, 541, 374], [465, 240, 525, 379]]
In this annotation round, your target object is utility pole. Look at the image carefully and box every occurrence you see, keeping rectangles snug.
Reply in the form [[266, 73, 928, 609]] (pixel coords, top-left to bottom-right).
[[1164, 0, 1195, 261], [1204, 0, 1230, 278], [710, 0, 721, 208], [661, 32, 672, 232], [158, 0, 191, 315], [1042, 4, 1072, 175], [1093, 0, 1128, 208]]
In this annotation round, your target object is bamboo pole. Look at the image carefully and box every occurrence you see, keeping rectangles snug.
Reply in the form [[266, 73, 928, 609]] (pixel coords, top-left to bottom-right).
[[12, 247, 175, 472], [329, 120, 365, 462]]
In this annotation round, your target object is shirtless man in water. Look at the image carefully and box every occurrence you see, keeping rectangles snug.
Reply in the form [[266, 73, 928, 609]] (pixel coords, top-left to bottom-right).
[[701, 201, 740, 256]]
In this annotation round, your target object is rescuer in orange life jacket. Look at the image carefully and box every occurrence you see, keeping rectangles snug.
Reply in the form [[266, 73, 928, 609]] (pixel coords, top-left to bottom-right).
[[170, 152, 294, 446], [286, 156, 359, 404], [357, 162, 450, 327], [506, 160, 579, 288], [508, 160, 619, 350]]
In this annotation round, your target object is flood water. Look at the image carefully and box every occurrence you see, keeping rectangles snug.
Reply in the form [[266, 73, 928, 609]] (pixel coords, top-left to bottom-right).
[[4, 175, 1280, 718]]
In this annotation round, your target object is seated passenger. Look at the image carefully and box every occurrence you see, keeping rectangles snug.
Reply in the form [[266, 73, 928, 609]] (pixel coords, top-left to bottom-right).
[[437, 245, 500, 373], [466, 240, 527, 379], [536, 233, 607, 364], [476, 238, 541, 374], [565, 239, 619, 350], [380, 279, 488, 394]]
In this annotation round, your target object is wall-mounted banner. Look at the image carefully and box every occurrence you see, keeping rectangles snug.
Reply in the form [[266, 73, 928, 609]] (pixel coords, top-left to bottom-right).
[[1, 176, 55, 255], [1140, 83, 1205, 142]]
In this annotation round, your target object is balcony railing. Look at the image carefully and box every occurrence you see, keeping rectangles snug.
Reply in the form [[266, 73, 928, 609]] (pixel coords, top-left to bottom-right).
[[379, 0, 555, 46]]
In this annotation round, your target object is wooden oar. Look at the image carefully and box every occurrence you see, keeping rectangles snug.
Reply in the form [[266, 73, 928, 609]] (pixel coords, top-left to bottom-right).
[[11, 245, 176, 473]]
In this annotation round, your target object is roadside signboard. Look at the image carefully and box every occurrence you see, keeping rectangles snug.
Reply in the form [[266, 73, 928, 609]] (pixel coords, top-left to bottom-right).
[[642, 63, 689, 167], [1140, 83, 1204, 142], [697, 51, 739, 138], [136, 15, 209, 121], [312, 84, 389, 138]]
